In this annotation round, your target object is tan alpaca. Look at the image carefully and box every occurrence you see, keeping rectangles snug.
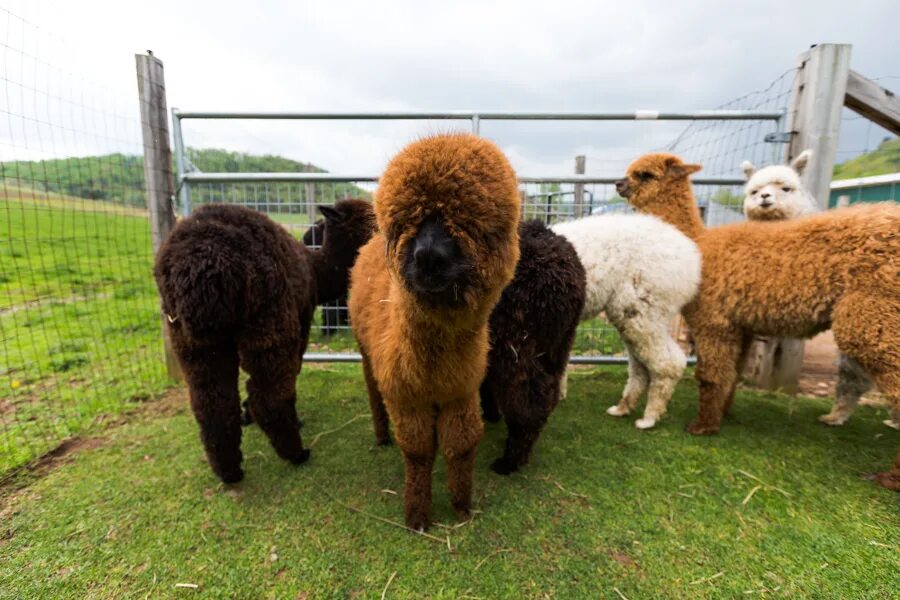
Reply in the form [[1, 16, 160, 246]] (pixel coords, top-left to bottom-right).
[[616, 152, 900, 436]]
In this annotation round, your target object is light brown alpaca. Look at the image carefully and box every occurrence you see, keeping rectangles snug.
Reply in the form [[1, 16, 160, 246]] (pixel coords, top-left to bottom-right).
[[616, 153, 900, 438], [349, 134, 521, 530]]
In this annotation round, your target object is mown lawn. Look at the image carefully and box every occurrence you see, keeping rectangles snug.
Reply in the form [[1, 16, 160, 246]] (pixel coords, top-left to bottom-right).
[[1, 364, 897, 599]]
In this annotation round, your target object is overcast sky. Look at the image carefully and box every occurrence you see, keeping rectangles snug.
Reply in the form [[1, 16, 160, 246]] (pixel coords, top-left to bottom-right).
[[2, 0, 898, 177]]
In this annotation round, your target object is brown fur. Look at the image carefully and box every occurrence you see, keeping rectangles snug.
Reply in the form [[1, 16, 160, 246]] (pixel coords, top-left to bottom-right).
[[874, 450, 900, 491], [617, 153, 900, 437], [349, 134, 521, 530]]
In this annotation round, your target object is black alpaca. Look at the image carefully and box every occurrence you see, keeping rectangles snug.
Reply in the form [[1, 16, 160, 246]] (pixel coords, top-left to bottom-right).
[[481, 220, 586, 475], [303, 220, 349, 336], [154, 199, 374, 483]]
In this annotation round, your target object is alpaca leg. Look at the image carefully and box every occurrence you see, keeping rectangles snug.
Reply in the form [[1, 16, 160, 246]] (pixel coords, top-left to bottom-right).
[[480, 378, 502, 423], [493, 371, 556, 475], [241, 346, 309, 465], [832, 293, 900, 430], [180, 343, 244, 483], [438, 395, 484, 519], [687, 325, 744, 435], [391, 408, 438, 531], [874, 450, 900, 492], [628, 325, 687, 430], [724, 334, 755, 415], [559, 370, 569, 401], [361, 349, 391, 444], [819, 355, 871, 426], [607, 353, 649, 418]]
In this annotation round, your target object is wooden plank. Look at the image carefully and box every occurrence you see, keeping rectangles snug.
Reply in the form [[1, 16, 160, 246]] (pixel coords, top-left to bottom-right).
[[135, 53, 182, 381], [844, 69, 900, 136]]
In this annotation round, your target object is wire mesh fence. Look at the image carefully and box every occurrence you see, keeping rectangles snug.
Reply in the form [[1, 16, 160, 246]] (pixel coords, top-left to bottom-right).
[[0, 4, 808, 479]]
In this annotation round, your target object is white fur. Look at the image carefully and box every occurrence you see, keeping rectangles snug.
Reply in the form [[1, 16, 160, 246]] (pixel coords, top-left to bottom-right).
[[741, 150, 816, 221], [551, 213, 701, 429]]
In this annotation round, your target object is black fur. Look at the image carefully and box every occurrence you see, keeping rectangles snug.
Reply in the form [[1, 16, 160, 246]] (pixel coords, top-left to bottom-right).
[[480, 220, 587, 474]]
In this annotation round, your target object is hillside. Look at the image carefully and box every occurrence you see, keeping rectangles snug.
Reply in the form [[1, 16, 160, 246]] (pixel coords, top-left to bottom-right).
[[0, 148, 368, 207], [832, 137, 900, 179]]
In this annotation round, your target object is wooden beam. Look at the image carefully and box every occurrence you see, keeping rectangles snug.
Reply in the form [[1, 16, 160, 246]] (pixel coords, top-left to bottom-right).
[[844, 69, 900, 136], [136, 52, 182, 381]]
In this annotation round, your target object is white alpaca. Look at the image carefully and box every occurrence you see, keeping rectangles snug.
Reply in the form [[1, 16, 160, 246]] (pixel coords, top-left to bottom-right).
[[740, 151, 895, 429], [551, 214, 701, 429]]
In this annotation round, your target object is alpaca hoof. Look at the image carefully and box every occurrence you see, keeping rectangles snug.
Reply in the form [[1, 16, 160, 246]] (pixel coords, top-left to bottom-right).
[[883, 419, 900, 431], [818, 413, 847, 426], [607, 405, 629, 417], [635, 417, 657, 430], [874, 471, 900, 491], [405, 514, 431, 532], [219, 467, 244, 484], [287, 448, 311, 465], [685, 420, 719, 435], [490, 457, 518, 475], [452, 504, 472, 520]]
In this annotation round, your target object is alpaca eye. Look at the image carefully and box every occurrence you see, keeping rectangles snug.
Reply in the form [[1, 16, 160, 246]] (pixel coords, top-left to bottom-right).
[[750, 189, 758, 196], [781, 187, 792, 192], [636, 172, 654, 181]]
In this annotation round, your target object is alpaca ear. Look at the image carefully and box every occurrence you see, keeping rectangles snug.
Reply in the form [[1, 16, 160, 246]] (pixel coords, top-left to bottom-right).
[[317, 205, 343, 223], [668, 162, 702, 178], [741, 160, 756, 181], [790, 149, 812, 175]]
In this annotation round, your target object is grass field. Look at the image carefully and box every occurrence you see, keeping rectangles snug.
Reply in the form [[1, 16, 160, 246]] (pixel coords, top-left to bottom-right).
[[1, 364, 897, 599]]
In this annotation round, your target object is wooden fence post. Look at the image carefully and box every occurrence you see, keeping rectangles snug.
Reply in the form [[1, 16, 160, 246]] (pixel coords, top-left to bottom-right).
[[743, 43, 851, 393], [574, 155, 586, 218], [136, 52, 182, 381]]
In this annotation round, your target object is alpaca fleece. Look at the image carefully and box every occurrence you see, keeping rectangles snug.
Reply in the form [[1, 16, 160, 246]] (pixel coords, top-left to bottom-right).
[[741, 155, 890, 429], [302, 219, 347, 335], [350, 134, 520, 530], [154, 200, 374, 483], [550, 213, 700, 429], [618, 152, 900, 436], [874, 450, 900, 491], [480, 220, 585, 474]]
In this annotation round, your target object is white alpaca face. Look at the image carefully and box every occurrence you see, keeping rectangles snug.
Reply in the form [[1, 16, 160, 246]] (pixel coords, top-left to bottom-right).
[[743, 166, 812, 220]]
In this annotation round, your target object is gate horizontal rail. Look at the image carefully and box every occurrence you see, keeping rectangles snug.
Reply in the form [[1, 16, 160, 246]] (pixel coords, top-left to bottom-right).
[[173, 109, 783, 121]]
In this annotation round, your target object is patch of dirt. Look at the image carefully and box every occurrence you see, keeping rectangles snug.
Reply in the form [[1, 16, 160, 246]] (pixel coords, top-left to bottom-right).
[[610, 551, 639, 570]]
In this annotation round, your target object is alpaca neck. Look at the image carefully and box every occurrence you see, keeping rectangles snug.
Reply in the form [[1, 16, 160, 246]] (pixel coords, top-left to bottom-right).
[[310, 249, 346, 304], [645, 181, 706, 240]]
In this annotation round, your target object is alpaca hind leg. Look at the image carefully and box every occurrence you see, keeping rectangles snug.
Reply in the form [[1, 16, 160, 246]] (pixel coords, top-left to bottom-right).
[[180, 343, 244, 483], [438, 395, 484, 519], [493, 371, 555, 475], [480, 377, 502, 423], [361, 348, 391, 444], [819, 355, 871, 426], [628, 324, 686, 429], [391, 408, 438, 531], [607, 353, 649, 417], [687, 325, 744, 435], [874, 450, 900, 491], [241, 345, 309, 465]]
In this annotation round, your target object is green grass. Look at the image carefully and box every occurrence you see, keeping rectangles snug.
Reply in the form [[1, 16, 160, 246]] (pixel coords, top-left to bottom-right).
[[833, 137, 900, 180], [1, 195, 172, 473], [2, 364, 897, 599]]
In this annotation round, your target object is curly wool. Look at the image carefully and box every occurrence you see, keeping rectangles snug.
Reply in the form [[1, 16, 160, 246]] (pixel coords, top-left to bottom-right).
[[550, 213, 701, 429]]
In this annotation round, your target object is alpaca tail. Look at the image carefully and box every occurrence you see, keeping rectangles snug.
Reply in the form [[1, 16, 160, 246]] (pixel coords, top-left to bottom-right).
[[158, 242, 246, 342]]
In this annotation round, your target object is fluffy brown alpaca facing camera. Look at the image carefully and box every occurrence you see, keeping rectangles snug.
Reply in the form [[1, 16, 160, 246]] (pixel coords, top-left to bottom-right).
[[154, 200, 374, 483], [350, 134, 521, 530], [617, 153, 900, 439]]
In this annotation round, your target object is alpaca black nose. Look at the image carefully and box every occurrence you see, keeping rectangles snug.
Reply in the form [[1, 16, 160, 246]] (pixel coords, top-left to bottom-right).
[[615, 178, 630, 197], [760, 192, 771, 200], [414, 242, 450, 275]]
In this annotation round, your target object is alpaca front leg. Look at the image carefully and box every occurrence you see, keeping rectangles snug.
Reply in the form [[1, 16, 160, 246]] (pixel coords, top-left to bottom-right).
[[607, 353, 649, 418], [393, 410, 438, 531], [438, 396, 484, 519], [361, 350, 391, 444], [688, 327, 743, 435], [632, 331, 686, 430]]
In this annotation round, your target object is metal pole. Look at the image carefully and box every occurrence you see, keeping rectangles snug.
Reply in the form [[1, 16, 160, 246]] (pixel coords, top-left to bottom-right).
[[471, 114, 480, 135], [170, 108, 191, 216], [173, 109, 784, 121], [574, 155, 586, 218]]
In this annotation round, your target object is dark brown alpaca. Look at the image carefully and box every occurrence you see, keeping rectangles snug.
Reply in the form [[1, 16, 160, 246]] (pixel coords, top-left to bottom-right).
[[154, 199, 374, 483], [481, 220, 586, 475], [303, 221, 348, 335], [350, 134, 521, 531]]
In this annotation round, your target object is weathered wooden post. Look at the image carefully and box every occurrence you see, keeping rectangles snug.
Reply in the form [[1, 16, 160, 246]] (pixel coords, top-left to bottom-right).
[[136, 52, 182, 381], [744, 43, 851, 393], [574, 154, 586, 218]]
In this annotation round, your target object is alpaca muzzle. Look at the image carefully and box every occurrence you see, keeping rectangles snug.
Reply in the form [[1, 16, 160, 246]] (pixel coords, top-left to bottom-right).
[[615, 178, 631, 197]]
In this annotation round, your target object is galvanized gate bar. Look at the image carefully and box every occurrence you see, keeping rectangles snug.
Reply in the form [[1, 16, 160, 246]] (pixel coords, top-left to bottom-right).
[[182, 172, 745, 186], [173, 109, 784, 121]]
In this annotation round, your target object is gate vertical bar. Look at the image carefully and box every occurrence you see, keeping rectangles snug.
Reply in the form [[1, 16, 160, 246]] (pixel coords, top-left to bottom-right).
[[135, 52, 182, 381], [574, 155, 586, 218], [171, 108, 191, 216]]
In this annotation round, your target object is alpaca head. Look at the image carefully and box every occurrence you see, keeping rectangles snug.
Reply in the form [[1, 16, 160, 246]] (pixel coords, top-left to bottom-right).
[[616, 153, 702, 210], [312, 199, 376, 302], [375, 133, 521, 311], [740, 150, 816, 221]]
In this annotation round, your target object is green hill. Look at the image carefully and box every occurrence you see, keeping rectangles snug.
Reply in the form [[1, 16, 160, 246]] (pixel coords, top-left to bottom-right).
[[832, 137, 900, 179], [0, 148, 368, 208]]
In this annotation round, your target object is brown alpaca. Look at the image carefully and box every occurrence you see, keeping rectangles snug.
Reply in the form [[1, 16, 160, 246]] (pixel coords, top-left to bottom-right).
[[616, 153, 900, 436], [155, 200, 374, 483], [349, 134, 521, 531], [874, 450, 900, 491]]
